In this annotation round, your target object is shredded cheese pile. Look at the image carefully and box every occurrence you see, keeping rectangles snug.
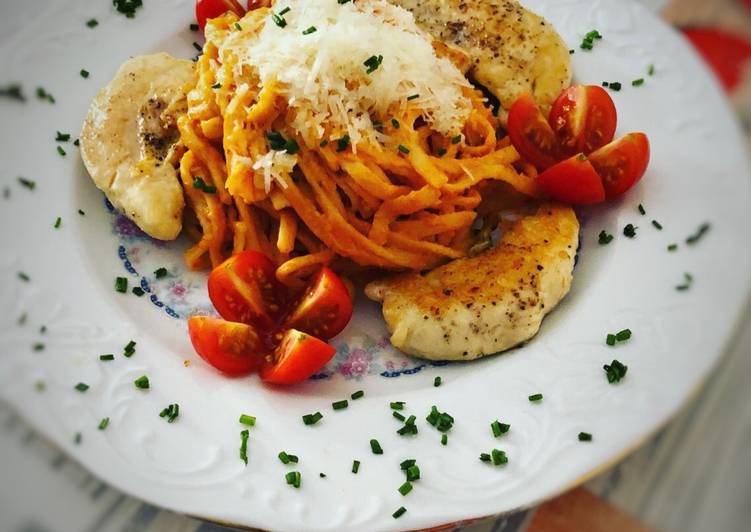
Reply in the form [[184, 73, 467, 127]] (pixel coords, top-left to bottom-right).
[[223, 0, 472, 148]]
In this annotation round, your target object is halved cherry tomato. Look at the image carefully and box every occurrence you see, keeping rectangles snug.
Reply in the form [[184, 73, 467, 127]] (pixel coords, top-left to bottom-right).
[[195, 0, 245, 30], [246, 0, 271, 9], [589, 133, 650, 199], [187, 316, 264, 376], [549, 85, 617, 157], [507, 93, 560, 170], [260, 329, 337, 385], [537, 154, 606, 205], [283, 267, 353, 340], [207, 251, 289, 329]]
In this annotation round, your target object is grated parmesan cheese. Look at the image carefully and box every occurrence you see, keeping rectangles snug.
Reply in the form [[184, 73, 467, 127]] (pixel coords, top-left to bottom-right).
[[226, 0, 472, 148]]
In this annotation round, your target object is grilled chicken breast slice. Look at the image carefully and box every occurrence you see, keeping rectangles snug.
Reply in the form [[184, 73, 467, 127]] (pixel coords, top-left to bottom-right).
[[80, 53, 195, 240], [392, 0, 572, 115], [365, 204, 579, 360]]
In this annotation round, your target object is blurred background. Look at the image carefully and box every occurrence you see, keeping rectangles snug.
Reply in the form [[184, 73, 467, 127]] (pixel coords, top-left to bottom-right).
[[1, 0, 750, 531]]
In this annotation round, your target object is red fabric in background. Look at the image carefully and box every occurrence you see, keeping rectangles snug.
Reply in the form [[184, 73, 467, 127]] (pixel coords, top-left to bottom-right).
[[683, 28, 751, 91]]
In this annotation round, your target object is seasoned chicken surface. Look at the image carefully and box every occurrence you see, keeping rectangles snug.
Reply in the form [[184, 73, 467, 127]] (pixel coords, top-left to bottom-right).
[[80, 53, 195, 240], [365, 205, 579, 360], [392, 0, 572, 115]]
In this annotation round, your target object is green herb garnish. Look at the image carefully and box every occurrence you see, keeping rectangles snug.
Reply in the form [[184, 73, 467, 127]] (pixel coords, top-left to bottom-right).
[[86, 18, 99, 28], [398, 481, 412, 496], [351, 390, 364, 400], [240, 429, 249, 464], [302, 411, 323, 425], [398, 144, 410, 154], [623, 224, 637, 238], [667, 243, 678, 252], [638, 204, 646, 215], [686, 222, 710, 245], [160, 404, 180, 423], [598, 230, 614, 245], [491, 420, 510, 437], [332, 399, 349, 410], [285, 471, 301, 488], [54, 217, 62, 229], [113, 0, 143, 18], [302, 26, 317, 35], [55, 131, 71, 142], [528, 393, 543, 402], [99, 354, 114, 361], [578, 432, 593, 442], [57, 146, 66, 157], [0, 83, 25, 102], [363, 54, 383, 74], [134, 375, 150, 389], [98, 417, 110, 430], [239, 414, 256, 426], [193, 176, 217, 194], [115, 277, 128, 293], [370, 439, 383, 455], [352, 459, 360, 474], [74, 382, 89, 392], [336, 134, 350, 152], [675, 272, 693, 291], [154, 267, 168, 279], [392, 506, 407, 519], [651, 220, 663, 230], [132, 287, 145, 296], [433, 376, 442, 387], [580, 29, 603, 50], [604, 359, 628, 383], [632, 78, 645, 87]]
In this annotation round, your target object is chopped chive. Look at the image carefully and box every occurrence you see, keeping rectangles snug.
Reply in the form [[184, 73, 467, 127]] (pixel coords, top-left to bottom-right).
[[407, 93, 419, 101], [134, 375, 150, 389], [400, 459, 415, 470], [36, 87, 55, 103], [302, 25, 317, 35], [491, 448, 508, 465], [528, 393, 543, 402], [132, 286, 145, 296], [192, 41, 202, 52], [370, 439, 383, 455], [437, 147, 447, 156], [569, 49, 575, 54], [190, 23, 199, 31], [32, 342, 45, 352], [319, 472, 326, 478], [686, 223, 710, 245], [351, 390, 364, 400], [0, 83, 25, 102], [278, 451, 292, 464], [99, 354, 114, 361], [648, 64, 655, 76], [86, 18, 99, 28], [302, 411, 323, 425], [18, 271, 30, 282], [491, 420, 510, 437], [115, 277, 128, 293], [239, 414, 256, 426], [240, 429, 249, 465], [332, 399, 349, 410], [441, 433, 448, 446], [397, 144, 410, 154], [57, 146, 66, 157], [74, 432, 82, 444], [638, 204, 646, 215], [278, 6, 291, 15], [337, 0, 351, 3], [336, 134, 350, 152], [667, 243, 678, 252], [18, 313, 28, 325], [598, 230, 613, 245], [433, 376, 442, 387], [578, 431, 593, 442], [363, 54, 383, 74], [390, 401, 405, 410], [632, 78, 645, 87], [352, 460, 360, 474], [159, 404, 179, 423], [398, 481, 413, 496], [153, 267, 168, 279], [605, 81, 622, 91], [391, 118, 400, 129], [74, 382, 89, 392], [606, 334, 616, 346], [479, 452, 491, 462], [425, 406, 454, 432], [676, 272, 694, 291], [78, 209, 85, 216], [211, 82, 221, 89], [73, 138, 80, 146], [392, 506, 407, 519], [615, 328, 632, 342], [580, 29, 603, 50], [98, 417, 109, 430], [393, 411, 406, 422], [285, 471, 301, 488], [55, 131, 71, 142], [53, 217, 62, 229], [17, 177, 36, 190], [405, 465, 420, 481], [234, 22, 242, 31], [603, 359, 628, 383], [451, 134, 462, 144], [623, 224, 637, 238], [651, 220, 663, 230], [35, 380, 46, 392], [271, 12, 287, 28], [123, 340, 136, 357]]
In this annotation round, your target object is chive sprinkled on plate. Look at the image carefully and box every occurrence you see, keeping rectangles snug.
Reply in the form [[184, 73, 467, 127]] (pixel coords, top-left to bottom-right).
[[675, 272, 693, 291], [352, 459, 360, 474], [451, 134, 462, 144], [623, 224, 637, 238], [351, 390, 364, 400], [74, 432, 82, 444], [154, 267, 168, 279], [319, 472, 326, 478], [0, 83, 25, 102], [192, 42, 203, 52], [433, 376, 442, 387], [605, 82, 622, 91], [302, 411, 323, 425], [406, 464, 420, 481], [632, 78, 645, 87], [491, 420, 510, 437], [370, 439, 384, 455], [400, 458, 415, 470], [98, 417, 109, 430], [479, 452, 491, 462], [86, 18, 99, 28], [36, 87, 55, 103], [57, 146, 66, 157], [99, 354, 114, 361], [391, 118, 400, 129], [441, 433, 448, 445], [332, 399, 349, 410], [17, 177, 36, 190], [667, 243, 678, 252], [580, 29, 602, 50], [651, 220, 663, 230], [398, 144, 410, 154], [134, 375, 150, 389], [190, 23, 199, 31], [392, 506, 407, 519], [363, 54, 383, 74], [648, 64, 656, 76], [407, 93, 419, 101], [54, 217, 62, 229], [32, 343, 45, 352], [132, 286, 145, 296], [74, 382, 89, 393], [302, 25, 317, 35], [113, 0, 143, 18], [491, 448, 508, 465], [390, 401, 405, 410], [115, 277, 128, 293], [235, 22, 243, 31], [638, 204, 646, 215], [398, 481, 413, 495], [193, 176, 217, 193], [578, 432, 593, 442], [393, 411, 406, 422], [55, 131, 71, 142], [598, 230, 613, 245], [528, 393, 543, 402], [686, 222, 710, 245], [336, 134, 350, 152], [78, 209, 85, 216], [285, 471, 302, 488], [239, 414, 256, 426], [124, 340, 136, 357], [160, 404, 179, 423], [18, 271, 30, 282], [240, 429, 250, 464], [604, 359, 628, 383], [426, 405, 453, 432]]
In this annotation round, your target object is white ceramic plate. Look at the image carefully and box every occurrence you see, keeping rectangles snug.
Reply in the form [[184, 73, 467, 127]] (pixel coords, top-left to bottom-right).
[[1, 1, 750, 530]]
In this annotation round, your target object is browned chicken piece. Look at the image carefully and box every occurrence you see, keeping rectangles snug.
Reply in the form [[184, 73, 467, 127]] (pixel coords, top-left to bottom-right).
[[365, 204, 579, 360], [392, 0, 572, 115]]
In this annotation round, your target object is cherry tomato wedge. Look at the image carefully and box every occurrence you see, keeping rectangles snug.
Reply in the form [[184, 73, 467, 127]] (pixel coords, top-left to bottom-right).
[[195, 0, 245, 30], [537, 154, 606, 205], [549, 85, 617, 157], [260, 329, 337, 385], [187, 316, 264, 376], [507, 93, 560, 170], [283, 267, 353, 340], [589, 133, 650, 199], [208, 251, 289, 329]]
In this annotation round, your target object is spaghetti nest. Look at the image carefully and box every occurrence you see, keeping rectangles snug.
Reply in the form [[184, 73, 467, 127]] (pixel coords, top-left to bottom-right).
[[178, 9, 538, 288]]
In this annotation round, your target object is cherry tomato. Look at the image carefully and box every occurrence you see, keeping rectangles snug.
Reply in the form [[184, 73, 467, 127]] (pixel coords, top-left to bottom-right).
[[549, 85, 617, 157], [208, 251, 289, 329], [283, 267, 354, 340], [507, 93, 560, 170], [260, 329, 337, 385], [589, 133, 650, 199], [195, 0, 245, 30], [246, 0, 271, 9], [187, 316, 264, 376], [537, 154, 606, 205]]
